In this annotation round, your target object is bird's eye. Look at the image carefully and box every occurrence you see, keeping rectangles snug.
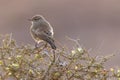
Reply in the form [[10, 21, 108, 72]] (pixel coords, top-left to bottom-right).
[[34, 18, 39, 21]]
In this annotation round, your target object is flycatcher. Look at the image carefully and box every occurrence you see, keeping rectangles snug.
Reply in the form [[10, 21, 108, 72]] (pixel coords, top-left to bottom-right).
[[29, 15, 56, 50]]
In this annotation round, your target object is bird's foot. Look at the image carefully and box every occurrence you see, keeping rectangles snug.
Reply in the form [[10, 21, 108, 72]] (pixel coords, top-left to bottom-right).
[[35, 43, 39, 49]]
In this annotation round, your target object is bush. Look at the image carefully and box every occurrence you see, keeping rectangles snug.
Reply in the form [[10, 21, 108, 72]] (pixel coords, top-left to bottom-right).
[[0, 34, 119, 80]]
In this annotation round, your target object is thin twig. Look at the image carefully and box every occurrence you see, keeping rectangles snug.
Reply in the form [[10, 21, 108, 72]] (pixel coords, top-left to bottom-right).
[[41, 50, 56, 80]]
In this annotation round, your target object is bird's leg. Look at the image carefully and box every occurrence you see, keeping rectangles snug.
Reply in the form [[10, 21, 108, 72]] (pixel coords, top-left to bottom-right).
[[35, 42, 38, 48], [35, 42, 47, 50], [34, 42, 41, 54], [42, 42, 47, 50], [44, 43, 47, 48]]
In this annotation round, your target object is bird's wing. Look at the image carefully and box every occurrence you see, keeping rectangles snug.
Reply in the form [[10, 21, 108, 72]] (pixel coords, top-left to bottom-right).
[[31, 20, 54, 42], [36, 30, 56, 49], [37, 21, 53, 37]]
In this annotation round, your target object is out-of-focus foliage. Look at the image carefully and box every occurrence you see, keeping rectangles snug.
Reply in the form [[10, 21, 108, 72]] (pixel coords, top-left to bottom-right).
[[0, 34, 119, 80]]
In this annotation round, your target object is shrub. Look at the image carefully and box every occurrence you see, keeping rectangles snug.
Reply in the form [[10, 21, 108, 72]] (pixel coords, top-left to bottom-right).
[[0, 34, 119, 80]]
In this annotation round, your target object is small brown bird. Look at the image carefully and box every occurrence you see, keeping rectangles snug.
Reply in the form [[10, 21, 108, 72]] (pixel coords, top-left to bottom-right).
[[29, 15, 56, 50]]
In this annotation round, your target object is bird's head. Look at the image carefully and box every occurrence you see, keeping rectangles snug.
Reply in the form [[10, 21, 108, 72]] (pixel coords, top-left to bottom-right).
[[28, 15, 45, 23]]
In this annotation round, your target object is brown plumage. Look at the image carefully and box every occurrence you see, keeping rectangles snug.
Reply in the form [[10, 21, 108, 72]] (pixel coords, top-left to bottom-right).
[[29, 15, 56, 50]]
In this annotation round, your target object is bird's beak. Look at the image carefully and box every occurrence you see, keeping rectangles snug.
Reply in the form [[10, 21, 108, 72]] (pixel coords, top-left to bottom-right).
[[28, 18, 32, 21]]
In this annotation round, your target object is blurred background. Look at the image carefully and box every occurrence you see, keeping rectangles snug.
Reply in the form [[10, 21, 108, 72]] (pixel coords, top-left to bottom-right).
[[0, 0, 120, 68]]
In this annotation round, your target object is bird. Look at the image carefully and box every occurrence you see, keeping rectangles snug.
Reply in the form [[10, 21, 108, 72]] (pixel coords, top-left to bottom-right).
[[29, 15, 56, 50]]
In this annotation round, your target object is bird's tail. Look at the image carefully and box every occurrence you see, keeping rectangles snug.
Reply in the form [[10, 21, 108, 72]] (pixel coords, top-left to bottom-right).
[[49, 41, 56, 50], [46, 38, 56, 50]]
